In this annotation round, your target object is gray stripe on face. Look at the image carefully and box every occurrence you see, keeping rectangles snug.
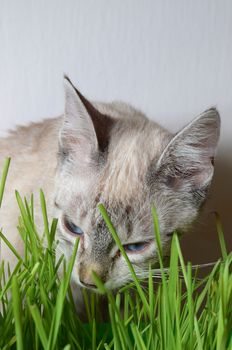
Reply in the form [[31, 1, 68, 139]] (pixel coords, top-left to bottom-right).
[[91, 219, 115, 261]]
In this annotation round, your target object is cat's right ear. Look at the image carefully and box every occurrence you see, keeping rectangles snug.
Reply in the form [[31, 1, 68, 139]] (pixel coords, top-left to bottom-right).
[[59, 76, 113, 165]]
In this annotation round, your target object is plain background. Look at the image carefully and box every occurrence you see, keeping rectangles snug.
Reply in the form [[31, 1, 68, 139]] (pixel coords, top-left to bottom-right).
[[0, 0, 231, 262]]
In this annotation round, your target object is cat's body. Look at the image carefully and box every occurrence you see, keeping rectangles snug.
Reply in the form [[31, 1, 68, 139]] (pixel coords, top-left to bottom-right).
[[0, 117, 60, 264], [0, 77, 220, 292]]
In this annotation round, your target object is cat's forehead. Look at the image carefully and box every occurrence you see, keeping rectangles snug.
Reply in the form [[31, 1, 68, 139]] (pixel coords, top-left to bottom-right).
[[99, 123, 170, 205], [92, 201, 144, 241]]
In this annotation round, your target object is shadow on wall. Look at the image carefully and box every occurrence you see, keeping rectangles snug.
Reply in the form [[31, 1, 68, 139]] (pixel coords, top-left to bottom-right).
[[181, 150, 232, 264]]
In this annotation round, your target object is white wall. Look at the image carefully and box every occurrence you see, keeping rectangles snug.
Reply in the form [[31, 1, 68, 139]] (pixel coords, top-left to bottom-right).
[[1, 0, 232, 142], [0, 0, 231, 260]]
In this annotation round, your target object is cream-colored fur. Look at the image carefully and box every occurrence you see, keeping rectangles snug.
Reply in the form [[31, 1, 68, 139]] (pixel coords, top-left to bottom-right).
[[0, 118, 60, 265], [0, 78, 220, 292]]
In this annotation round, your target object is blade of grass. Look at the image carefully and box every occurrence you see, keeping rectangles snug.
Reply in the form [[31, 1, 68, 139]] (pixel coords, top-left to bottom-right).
[[46, 238, 79, 350], [0, 158, 10, 208], [11, 275, 23, 350], [0, 231, 24, 265], [28, 304, 48, 349], [40, 189, 51, 249], [215, 212, 227, 260], [15, 191, 39, 263], [131, 323, 147, 350]]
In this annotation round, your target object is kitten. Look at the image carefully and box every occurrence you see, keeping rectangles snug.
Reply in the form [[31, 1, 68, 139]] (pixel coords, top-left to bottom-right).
[[0, 77, 220, 291]]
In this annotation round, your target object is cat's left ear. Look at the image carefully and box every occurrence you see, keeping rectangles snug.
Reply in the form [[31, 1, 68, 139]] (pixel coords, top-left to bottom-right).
[[59, 76, 114, 163], [155, 108, 220, 190]]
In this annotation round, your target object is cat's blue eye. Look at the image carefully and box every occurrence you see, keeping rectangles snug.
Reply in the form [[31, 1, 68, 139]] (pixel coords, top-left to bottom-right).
[[124, 241, 149, 253], [64, 216, 84, 236]]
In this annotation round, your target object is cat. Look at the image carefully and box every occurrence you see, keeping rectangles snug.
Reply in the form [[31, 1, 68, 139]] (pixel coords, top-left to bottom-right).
[[0, 76, 220, 291]]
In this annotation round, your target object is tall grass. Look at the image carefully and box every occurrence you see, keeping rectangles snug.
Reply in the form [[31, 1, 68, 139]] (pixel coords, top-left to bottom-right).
[[0, 158, 231, 350]]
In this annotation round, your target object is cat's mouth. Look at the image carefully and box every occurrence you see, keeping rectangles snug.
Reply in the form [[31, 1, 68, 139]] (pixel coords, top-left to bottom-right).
[[78, 280, 103, 293], [76, 272, 105, 292]]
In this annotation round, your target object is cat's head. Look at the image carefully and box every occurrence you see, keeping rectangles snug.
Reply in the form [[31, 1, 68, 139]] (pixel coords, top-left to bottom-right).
[[54, 77, 220, 290]]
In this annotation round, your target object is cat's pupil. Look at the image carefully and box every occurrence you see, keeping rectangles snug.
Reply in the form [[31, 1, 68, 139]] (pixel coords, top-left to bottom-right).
[[64, 217, 83, 236]]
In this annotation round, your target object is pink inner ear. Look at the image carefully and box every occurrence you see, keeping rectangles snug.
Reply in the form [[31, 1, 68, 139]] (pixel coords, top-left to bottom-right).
[[191, 163, 214, 188], [65, 134, 92, 150], [67, 135, 81, 146], [62, 133, 94, 164], [166, 160, 214, 190]]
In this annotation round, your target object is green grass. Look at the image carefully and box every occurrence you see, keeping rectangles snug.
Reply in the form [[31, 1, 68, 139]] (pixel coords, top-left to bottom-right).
[[0, 158, 231, 350]]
